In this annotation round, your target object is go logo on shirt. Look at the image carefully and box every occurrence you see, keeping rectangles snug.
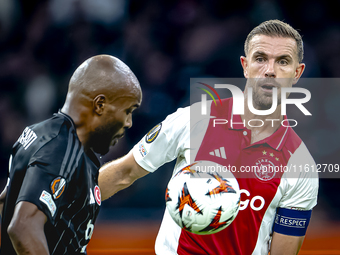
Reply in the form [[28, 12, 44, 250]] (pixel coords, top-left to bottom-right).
[[239, 189, 265, 211]]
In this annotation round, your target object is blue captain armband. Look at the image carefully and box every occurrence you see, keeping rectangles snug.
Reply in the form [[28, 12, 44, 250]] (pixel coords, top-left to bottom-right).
[[273, 208, 312, 236]]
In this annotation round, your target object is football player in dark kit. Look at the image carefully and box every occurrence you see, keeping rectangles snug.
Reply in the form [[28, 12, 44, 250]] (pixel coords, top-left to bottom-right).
[[0, 55, 142, 254]]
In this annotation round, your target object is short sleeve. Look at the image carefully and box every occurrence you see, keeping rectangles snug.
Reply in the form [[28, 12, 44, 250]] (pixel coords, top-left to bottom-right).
[[16, 135, 72, 224], [279, 142, 319, 210], [132, 107, 190, 172], [17, 164, 65, 224]]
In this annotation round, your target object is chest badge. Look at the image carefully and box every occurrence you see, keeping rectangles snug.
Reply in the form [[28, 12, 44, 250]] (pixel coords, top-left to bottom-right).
[[94, 185, 101, 206], [254, 156, 277, 181], [50, 177, 66, 199]]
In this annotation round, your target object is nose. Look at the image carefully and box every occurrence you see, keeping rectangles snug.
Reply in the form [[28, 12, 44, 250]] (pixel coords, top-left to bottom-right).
[[125, 114, 132, 129], [265, 60, 276, 78]]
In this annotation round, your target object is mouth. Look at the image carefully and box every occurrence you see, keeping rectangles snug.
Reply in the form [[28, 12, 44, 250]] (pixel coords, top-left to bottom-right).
[[260, 84, 277, 93]]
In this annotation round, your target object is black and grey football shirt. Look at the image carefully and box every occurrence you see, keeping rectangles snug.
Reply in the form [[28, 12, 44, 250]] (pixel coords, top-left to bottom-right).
[[1, 111, 101, 254]]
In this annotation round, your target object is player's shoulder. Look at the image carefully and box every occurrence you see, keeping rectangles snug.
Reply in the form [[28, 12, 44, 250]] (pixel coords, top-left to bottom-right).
[[163, 105, 190, 123], [38, 112, 79, 147], [280, 126, 302, 154], [278, 126, 318, 180], [284, 128, 313, 164], [15, 112, 80, 165], [283, 141, 318, 180], [161, 101, 214, 133], [33, 112, 75, 136]]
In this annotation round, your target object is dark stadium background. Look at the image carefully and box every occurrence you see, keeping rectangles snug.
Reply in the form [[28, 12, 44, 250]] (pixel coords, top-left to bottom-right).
[[0, 0, 339, 253]]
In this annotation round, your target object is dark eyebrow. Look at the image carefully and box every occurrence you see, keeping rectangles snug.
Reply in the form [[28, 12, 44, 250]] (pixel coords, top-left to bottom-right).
[[126, 104, 140, 113], [253, 51, 293, 60], [131, 103, 140, 109], [277, 54, 292, 59], [253, 51, 267, 56]]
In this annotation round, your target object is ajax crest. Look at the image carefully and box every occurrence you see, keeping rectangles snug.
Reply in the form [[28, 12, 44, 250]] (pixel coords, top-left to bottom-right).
[[254, 158, 276, 181]]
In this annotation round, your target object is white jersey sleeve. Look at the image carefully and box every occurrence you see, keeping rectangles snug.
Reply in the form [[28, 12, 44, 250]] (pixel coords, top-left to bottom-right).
[[279, 142, 319, 210], [132, 107, 190, 173]]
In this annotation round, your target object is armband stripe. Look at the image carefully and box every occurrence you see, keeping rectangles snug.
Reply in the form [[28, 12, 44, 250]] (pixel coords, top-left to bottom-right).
[[273, 208, 312, 236]]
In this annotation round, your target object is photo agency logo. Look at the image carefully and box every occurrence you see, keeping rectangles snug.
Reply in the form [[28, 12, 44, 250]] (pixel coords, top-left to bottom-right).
[[197, 81, 311, 128]]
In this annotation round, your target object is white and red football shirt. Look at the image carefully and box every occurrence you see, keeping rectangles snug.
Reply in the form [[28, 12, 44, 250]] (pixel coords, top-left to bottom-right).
[[132, 98, 318, 255]]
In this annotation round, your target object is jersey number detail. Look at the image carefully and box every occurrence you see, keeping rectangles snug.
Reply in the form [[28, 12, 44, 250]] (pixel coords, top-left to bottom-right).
[[80, 219, 94, 253]]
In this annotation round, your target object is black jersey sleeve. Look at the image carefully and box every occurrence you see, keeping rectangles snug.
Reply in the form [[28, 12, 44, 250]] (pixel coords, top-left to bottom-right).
[[16, 125, 82, 225], [17, 164, 63, 224]]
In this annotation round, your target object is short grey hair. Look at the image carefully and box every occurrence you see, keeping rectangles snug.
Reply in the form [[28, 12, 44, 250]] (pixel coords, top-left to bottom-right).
[[244, 20, 304, 62]]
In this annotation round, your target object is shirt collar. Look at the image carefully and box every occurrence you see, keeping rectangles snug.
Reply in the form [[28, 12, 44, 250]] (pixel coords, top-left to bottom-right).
[[57, 110, 101, 167], [227, 98, 291, 151], [57, 110, 76, 130], [262, 117, 290, 151], [227, 98, 245, 130]]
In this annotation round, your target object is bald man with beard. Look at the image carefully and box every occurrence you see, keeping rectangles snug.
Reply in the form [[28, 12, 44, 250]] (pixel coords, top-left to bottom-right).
[[0, 55, 142, 255]]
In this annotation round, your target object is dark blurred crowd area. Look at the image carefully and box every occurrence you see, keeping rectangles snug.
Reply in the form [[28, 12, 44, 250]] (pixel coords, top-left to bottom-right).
[[0, 0, 339, 221]]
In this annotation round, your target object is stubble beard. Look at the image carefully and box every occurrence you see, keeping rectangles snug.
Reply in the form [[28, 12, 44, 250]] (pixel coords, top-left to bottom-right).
[[250, 82, 281, 110]]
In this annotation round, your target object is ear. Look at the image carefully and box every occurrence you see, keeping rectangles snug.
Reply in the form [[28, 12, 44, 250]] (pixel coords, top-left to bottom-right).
[[240, 56, 248, 78], [93, 95, 106, 115], [293, 63, 305, 85]]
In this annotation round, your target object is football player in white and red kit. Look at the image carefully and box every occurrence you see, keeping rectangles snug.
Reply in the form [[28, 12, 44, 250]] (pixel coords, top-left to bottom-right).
[[99, 20, 318, 255]]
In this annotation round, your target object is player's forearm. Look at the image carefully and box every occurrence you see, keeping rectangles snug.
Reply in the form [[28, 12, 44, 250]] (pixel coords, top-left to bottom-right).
[[270, 232, 304, 255], [0, 186, 7, 217], [99, 160, 134, 200], [8, 220, 49, 255], [0, 202, 3, 218], [99, 150, 149, 200], [8, 201, 49, 255], [9, 234, 49, 254]]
